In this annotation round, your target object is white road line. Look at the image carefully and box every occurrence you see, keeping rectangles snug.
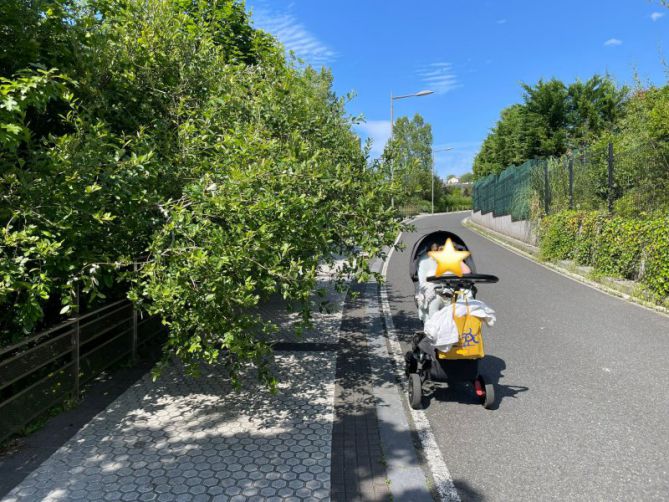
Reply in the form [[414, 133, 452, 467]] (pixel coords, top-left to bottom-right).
[[380, 235, 461, 502]]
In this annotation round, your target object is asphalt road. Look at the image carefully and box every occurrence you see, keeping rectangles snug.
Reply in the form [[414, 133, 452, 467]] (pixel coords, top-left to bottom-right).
[[385, 213, 669, 502]]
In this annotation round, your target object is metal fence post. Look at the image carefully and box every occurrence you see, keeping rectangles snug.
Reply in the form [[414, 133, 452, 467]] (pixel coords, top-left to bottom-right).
[[131, 263, 138, 363], [608, 142, 614, 213], [568, 156, 574, 210], [72, 285, 80, 401], [543, 161, 550, 215]]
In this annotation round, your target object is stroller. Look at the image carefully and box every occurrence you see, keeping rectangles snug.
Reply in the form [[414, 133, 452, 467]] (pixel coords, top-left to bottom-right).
[[405, 230, 499, 409]]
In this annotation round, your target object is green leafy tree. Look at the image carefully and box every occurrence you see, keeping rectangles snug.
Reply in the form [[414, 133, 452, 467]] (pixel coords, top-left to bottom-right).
[[0, 0, 401, 388], [381, 113, 433, 202], [473, 75, 627, 178]]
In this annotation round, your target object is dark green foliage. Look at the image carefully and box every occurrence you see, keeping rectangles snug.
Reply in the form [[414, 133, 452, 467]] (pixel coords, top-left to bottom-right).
[[0, 0, 401, 386], [538, 211, 580, 261], [380, 114, 433, 203], [474, 82, 669, 219], [591, 216, 646, 279], [437, 187, 471, 211], [539, 211, 669, 299], [474, 76, 628, 178]]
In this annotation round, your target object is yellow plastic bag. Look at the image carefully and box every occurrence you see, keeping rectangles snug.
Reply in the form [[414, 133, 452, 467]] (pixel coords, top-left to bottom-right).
[[438, 296, 485, 360]]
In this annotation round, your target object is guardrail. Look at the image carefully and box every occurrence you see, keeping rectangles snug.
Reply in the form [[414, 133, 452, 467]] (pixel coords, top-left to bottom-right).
[[398, 205, 472, 218], [0, 300, 165, 444]]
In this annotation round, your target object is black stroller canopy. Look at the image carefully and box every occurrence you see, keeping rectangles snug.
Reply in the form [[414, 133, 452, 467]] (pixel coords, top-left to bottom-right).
[[409, 230, 476, 282]]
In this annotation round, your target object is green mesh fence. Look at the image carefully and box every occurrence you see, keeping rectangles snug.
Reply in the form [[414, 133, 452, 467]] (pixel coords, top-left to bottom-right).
[[473, 160, 537, 220], [473, 141, 669, 220]]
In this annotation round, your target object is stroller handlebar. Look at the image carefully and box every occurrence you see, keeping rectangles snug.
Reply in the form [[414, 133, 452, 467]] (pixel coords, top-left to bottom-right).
[[426, 273, 499, 285]]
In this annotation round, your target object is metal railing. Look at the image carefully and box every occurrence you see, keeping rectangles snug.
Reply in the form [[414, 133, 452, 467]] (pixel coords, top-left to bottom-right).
[[0, 300, 165, 444], [398, 204, 472, 219]]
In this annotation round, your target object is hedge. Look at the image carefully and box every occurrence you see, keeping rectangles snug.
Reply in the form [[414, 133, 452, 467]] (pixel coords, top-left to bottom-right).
[[539, 211, 669, 299]]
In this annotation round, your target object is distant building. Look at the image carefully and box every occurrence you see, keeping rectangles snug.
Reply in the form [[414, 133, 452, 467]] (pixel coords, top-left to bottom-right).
[[446, 176, 460, 185]]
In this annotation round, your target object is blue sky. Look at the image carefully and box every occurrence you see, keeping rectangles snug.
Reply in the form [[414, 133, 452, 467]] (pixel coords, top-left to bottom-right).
[[248, 1, 669, 177]]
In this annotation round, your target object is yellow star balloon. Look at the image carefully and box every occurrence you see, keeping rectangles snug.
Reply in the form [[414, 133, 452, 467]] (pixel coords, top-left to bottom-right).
[[428, 238, 471, 277]]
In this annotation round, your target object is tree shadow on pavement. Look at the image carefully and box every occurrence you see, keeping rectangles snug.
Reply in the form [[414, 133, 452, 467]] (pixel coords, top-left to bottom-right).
[[454, 478, 487, 502], [2, 352, 339, 501], [2, 277, 497, 502]]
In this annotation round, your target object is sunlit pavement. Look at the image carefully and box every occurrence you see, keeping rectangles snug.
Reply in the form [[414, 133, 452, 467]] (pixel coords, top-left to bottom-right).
[[2, 280, 345, 502]]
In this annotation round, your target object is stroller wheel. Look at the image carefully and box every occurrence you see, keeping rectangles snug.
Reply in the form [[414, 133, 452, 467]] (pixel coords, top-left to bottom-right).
[[408, 373, 423, 409], [475, 375, 495, 409]]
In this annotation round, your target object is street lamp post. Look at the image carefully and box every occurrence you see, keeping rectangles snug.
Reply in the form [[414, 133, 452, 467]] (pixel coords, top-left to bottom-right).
[[431, 147, 454, 214], [389, 89, 433, 207]]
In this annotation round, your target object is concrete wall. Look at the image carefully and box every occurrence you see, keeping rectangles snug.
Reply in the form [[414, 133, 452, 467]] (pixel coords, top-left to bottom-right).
[[470, 211, 538, 246]]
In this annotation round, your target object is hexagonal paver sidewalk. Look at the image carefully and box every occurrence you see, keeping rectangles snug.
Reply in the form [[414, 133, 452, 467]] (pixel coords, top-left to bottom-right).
[[2, 352, 335, 502], [2, 265, 407, 502]]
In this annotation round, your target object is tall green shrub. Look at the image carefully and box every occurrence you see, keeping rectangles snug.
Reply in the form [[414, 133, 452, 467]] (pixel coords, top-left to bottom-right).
[[1, 0, 401, 386], [592, 216, 646, 279], [641, 217, 669, 298], [539, 211, 580, 261], [539, 210, 669, 301]]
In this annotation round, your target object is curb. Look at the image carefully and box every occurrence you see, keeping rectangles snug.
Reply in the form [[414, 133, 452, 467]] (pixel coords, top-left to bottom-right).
[[373, 237, 461, 502], [403, 210, 471, 224], [364, 277, 433, 502], [463, 217, 669, 319]]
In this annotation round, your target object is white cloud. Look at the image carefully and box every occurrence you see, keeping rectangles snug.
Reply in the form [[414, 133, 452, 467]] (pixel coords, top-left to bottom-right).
[[651, 12, 665, 22], [355, 120, 392, 159], [604, 38, 623, 47], [417, 62, 460, 94], [252, 7, 336, 66]]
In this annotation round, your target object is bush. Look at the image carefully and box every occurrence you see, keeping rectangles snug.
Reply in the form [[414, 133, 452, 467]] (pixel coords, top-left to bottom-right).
[[538, 211, 580, 261], [572, 211, 604, 266], [539, 210, 669, 300], [1, 0, 401, 386], [437, 187, 471, 211], [592, 216, 646, 279], [642, 217, 669, 298]]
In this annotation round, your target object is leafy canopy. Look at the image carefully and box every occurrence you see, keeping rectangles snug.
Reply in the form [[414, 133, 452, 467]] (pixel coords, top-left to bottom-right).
[[0, 0, 402, 387], [473, 76, 628, 178]]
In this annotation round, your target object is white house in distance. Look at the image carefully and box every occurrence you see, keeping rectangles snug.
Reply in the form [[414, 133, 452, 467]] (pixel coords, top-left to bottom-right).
[[446, 176, 460, 185]]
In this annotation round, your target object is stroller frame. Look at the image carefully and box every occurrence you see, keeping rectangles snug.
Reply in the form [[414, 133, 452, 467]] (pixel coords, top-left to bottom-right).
[[406, 231, 498, 410]]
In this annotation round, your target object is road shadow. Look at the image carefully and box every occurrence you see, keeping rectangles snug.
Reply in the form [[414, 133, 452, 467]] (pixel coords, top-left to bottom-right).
[[422, 355, 529, 411], [454, 478, 487, 502]]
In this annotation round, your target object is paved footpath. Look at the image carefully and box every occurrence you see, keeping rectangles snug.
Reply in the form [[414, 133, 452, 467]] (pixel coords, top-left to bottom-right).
[[1, 269, 433, 502]]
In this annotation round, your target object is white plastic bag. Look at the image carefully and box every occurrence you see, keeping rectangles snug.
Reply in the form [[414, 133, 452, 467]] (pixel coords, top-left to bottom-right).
[[424, 303, 459, 351], [424, 299, 497, 352], [453, 299, 496, 326]]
